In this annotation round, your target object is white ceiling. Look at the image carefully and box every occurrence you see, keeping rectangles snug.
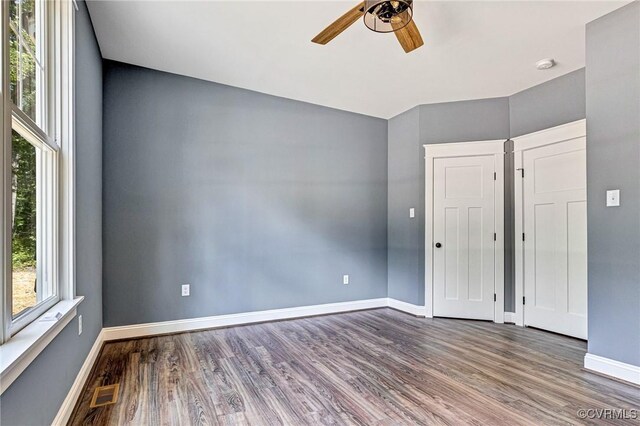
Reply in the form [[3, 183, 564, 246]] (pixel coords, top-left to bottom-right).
[[86, 1, 626, 118]]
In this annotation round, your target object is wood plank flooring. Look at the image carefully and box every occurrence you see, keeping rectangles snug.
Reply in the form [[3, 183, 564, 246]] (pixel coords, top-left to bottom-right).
[[69, 309, 640, 425]]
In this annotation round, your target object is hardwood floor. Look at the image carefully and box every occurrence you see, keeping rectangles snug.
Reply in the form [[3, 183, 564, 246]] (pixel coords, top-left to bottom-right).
[[69, 309, 640, 425]]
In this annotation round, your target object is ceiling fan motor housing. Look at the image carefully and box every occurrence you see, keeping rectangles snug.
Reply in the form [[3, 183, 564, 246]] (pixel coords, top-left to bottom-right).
[[364, 0, 414, 33]]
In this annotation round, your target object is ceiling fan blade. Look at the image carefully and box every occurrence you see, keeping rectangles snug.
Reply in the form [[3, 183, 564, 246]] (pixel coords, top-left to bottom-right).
[[312, 2, 366, 45], [392, 12, 424, 53]]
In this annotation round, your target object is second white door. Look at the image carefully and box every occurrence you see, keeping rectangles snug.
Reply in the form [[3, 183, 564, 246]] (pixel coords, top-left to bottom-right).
[[522, 134, 587, 339], [433, 155, 496, 320]]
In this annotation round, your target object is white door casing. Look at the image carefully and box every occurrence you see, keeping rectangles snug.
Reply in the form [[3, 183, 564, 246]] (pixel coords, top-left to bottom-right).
[[424, 141, 505, 322], [514, 120, 587, 339]]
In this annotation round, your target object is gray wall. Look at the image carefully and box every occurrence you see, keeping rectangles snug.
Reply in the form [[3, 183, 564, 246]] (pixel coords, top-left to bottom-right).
[[509, 69, 586, 138], [585, 1, 640, 366], [102, 62, 388, 326], [0, 1, 103, 424], [387, 107, 421, 303], [387, 98, 510, 306], [503, 138, 515, 312]]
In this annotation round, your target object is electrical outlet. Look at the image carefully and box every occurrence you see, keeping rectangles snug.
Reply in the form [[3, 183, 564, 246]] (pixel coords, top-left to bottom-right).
[[343, 275, 349, 285], [409, 208, 415, 218], [181, 284, 190, 296], [78, 315, 83, 335], [606, 189, 620, 207]]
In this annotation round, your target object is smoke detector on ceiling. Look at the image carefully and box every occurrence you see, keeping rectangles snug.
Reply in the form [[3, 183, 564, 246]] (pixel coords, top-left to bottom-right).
[[536, 58, 556, 70]]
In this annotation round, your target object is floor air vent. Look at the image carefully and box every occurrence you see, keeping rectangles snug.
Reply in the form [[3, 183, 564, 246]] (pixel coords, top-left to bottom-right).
[[90, 383, 120, 408]]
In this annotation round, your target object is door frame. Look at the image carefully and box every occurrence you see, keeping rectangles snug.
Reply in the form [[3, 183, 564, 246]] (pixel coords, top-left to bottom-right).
[[424, 140, 506, 322], [513, 119, 586, 327]]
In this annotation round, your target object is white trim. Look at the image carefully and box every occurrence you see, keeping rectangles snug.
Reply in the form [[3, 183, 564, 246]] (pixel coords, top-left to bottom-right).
[[11, 106, 58, 151], [52, 329, 104, 426], [0, 296, 83, 394], [59, 0, 76, 301], [512, 119, 587, 328], [387, 298, 427, 317], [494, 147, 505, 324], [513, 119, 586, 153], [514, 141, 524, 326], [584, 353, 640, 385], [423, 140, 506, 322], [425, 140, 505, 158], [425, 146, 434, 318], [102, 298, 389, 341], [1, 0, 11, 347], [503, 312, 516, 323]]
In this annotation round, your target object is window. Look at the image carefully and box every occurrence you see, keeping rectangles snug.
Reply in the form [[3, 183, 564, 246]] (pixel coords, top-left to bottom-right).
[[6, 0, 58, 336], [1, 0, 75, 343], [10, 0, 45, 124]]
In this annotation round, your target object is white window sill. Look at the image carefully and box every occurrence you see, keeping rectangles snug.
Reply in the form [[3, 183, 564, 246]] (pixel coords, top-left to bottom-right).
[[0, 296, 84, 395]]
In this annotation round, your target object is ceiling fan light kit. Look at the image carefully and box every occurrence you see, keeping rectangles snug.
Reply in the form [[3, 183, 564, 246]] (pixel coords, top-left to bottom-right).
[[311, 0, 424, 53], [363, 0, 413, 33]]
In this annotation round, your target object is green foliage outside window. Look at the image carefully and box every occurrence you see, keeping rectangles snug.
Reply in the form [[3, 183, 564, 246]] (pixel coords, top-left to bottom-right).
[[10, 0, 38, 268], [12, 132, 37, 268]]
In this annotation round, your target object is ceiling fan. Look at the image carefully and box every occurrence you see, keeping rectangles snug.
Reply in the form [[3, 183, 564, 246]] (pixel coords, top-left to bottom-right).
[[312, 0, 424, 53]]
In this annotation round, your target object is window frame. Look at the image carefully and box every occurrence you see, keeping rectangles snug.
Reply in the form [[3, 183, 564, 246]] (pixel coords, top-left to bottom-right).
[[0, 0, 76, 344], [7, 128, 59, 334]]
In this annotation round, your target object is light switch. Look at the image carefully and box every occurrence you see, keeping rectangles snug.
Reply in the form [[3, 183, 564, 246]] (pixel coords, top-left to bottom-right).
[[409, 208, 415, 218], [606, 190, 620, 207]]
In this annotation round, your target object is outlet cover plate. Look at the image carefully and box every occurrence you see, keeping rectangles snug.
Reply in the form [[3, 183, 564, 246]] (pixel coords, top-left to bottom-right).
[[606, 189, 620, 207]]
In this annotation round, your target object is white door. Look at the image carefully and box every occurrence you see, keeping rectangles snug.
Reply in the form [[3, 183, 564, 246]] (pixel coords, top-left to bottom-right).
[[522, 137, 587, 339], [433, 155, 496, 320]]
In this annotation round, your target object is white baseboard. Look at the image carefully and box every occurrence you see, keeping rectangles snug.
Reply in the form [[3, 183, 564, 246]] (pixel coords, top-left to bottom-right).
[[102, 298, 389, 341], [51, 329, 105, 426], [387, 298, 427, 317], [503, 312, 516, 323], [584, 353, 640, 385]]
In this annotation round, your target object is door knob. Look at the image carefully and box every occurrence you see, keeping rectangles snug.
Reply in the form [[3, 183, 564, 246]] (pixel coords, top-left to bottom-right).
[[435, 242, 442, 248]]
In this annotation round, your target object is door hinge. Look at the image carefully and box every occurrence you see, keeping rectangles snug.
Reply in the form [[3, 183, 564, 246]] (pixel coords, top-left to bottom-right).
[[523, 296, 526, 305], [494, 293, 497, 302], [494, 172, 497, 181], [516, 168, 524, 178], [494, 233, 497, 241], [522, 233, 525, 242]]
